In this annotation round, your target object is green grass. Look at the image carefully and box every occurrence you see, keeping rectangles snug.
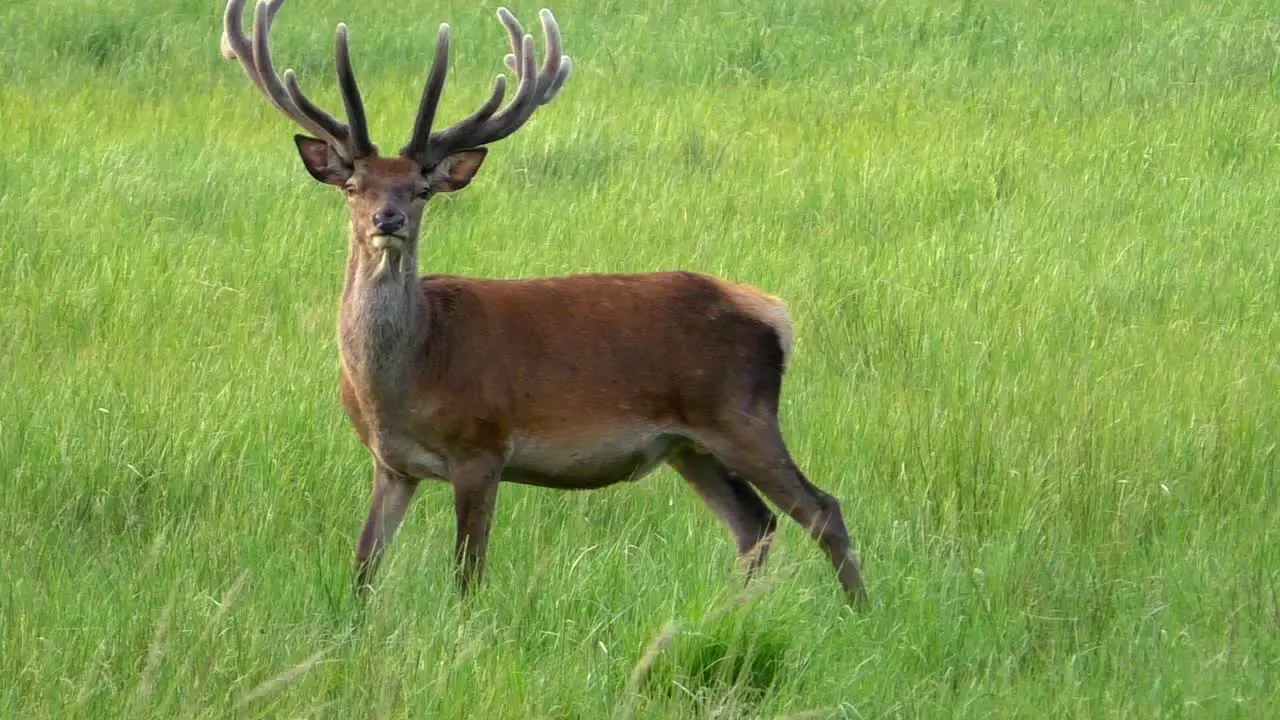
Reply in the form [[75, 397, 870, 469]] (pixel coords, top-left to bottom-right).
[[3, 0, 1279, 716]]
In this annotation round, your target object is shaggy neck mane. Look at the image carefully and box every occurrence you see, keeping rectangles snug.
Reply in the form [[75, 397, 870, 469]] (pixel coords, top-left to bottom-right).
[[338, 239, 426, 395]]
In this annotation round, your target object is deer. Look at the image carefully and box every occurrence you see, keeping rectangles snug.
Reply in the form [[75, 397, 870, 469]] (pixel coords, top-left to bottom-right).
[[220, 0, 868, 607]]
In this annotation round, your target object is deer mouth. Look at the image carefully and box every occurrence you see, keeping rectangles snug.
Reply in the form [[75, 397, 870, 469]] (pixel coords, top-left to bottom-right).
[[371, 234, 406, 254]]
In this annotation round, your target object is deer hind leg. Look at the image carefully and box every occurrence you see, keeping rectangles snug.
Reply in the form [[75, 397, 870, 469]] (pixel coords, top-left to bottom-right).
[[698, 420, 868, 607], [355, 463, 420, 597], [668, 446, 778, 578]]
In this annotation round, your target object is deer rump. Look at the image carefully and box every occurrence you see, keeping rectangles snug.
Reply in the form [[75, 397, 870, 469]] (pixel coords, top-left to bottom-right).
[[340, 271, 793, 490]]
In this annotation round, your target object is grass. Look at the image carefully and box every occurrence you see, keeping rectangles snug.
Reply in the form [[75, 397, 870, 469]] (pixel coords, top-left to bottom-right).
[[2, 0, 1278, 716]]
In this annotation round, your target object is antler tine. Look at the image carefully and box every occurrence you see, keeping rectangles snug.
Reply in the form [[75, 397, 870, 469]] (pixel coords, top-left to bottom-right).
[[222, 0, 372, 161], [222, 0, 285, 107], [533, 9, 569, 103], [402, 24, 453, 160], [537, 9, 573, 103], [224, 0, 339, 149], [481, 31, 541, 138], [335, 24, 377, 157], [502, 10, 571, 104], [498, 7, 526, 74], [403, 7, 571, 167], [251, 1, 360, 156], [542, 55, 573, 102], [413, 75, 509, 167], [283, 69, 351, 145], [411, 37, 531, 168], [221, 0, 282, 60]]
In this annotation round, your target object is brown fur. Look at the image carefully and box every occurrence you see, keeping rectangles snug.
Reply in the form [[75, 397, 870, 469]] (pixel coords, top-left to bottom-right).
[[343, 272, 787, 480]]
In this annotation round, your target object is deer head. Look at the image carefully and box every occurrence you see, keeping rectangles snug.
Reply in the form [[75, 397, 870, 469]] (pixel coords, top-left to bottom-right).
[[221, 0, 572, 272]]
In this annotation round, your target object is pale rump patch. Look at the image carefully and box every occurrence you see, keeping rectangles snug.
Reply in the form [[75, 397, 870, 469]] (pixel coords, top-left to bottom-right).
[[720, 282, 795, 366]]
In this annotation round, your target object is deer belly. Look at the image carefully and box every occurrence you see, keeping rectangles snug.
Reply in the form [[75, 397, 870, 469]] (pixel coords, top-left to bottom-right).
[[504, 431, 679, 489]]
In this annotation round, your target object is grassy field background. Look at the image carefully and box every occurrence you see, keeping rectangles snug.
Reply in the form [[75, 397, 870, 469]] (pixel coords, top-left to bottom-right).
[[3, 0, 1278, 716]]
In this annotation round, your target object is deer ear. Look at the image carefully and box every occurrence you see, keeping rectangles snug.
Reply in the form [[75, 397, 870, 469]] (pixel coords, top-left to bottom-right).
[[294, 135, 353, 186], [426, 148, 488, 193]]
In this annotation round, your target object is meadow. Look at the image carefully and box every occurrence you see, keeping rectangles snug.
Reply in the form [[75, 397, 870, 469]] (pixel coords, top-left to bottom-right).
[[2, 0, 1278, 716]]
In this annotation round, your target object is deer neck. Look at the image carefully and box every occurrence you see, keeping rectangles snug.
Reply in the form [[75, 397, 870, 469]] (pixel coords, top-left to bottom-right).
[[337, 236, 426, 395]]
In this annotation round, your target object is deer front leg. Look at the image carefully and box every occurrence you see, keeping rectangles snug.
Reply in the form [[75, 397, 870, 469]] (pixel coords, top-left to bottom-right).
[[450, 458, 503, 599], [354, 462, 420, 596]]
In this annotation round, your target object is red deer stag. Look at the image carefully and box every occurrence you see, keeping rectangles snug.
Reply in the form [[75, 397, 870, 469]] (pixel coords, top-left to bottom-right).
[[220, 0, 867, 606]]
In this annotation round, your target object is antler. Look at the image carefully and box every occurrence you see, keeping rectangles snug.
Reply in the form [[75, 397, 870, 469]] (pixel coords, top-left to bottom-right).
[[221, 0, 376, 161], [401, 7, 573, 168]]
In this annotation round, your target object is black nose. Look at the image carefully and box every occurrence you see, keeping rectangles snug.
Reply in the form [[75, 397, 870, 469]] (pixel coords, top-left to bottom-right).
[[373, 209, 405, 234]]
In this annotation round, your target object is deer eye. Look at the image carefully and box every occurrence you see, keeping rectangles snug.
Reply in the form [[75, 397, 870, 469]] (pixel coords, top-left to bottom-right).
[[342, 184, 357, 197], [416, 187, 432, 199]]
